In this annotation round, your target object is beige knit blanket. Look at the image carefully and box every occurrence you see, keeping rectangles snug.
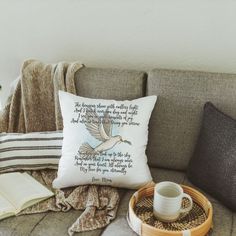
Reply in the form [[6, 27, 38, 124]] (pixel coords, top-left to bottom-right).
[[0, 60, 120, 235]]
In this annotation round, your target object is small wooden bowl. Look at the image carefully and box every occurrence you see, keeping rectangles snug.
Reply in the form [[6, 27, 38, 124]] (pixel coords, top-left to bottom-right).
[[127, 184, 213, 236]]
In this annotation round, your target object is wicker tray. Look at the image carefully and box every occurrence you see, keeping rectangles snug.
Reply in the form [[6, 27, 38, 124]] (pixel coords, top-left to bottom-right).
[[127, 184, 213, 236]]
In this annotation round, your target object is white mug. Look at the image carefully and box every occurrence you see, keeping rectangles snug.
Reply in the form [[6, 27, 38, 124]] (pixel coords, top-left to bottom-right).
[[153, 181, 193, 222]]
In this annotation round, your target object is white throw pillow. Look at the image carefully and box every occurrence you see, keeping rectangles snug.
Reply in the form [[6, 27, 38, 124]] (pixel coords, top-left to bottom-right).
[[53, 91, 157, 189]]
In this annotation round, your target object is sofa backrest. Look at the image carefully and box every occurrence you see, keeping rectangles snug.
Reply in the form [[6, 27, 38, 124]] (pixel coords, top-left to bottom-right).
[[146, 69, 236, 171], [75, 67, 147, 100], [74, 66, 236, 172]]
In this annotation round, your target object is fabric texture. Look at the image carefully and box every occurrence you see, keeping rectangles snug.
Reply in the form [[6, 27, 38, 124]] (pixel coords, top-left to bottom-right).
[[53, 91, 156, 189], [0, 60, 120, 235], [75, 67, 147, 100], [0, 167, 234, 235], [0, 131, 63, 173], [147, 69, 236, 170], [187, 102, 236, 211]]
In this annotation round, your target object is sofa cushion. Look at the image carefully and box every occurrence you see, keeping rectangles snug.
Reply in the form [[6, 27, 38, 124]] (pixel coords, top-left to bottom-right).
[[187, 102, 236, 211], [0, 168, 234, 236], [147, 69, 236, 170], [0, 210, 103, 236], [208, 202, 232, 236], [0, 213, 48, 236], [75, 67, 147, 100], [150, 167, 185, 184], [233, 213, 236, 236], [102, 216, 137, 236], [183, 178, 233, 236]]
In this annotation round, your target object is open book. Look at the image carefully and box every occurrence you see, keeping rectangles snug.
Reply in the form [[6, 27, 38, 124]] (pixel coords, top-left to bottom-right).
[[0, 172, 54, 220]]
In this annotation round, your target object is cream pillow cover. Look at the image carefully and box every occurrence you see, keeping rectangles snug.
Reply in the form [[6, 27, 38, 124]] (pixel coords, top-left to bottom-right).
[[53, 91, 157, 189]]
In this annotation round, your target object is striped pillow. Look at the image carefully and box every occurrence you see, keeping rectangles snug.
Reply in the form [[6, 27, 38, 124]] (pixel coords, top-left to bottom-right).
[[0, 131, 63, 173]]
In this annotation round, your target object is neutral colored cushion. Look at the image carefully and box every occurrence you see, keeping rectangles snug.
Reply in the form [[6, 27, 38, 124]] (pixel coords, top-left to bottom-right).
[[147, 69, 236, 170], [53, 91, 156, 189], [0, 210, 103, 236], [209, 202, 234, 236], [75, 67, 147, 100], [233, 213, 236, 236], [187, 102, 236, 211], [183, 177, 234, 236], [102, 216, 137, 236], [0, 131, 63, 173]]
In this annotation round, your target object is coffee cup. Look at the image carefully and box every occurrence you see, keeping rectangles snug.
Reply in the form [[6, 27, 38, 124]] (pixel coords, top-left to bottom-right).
[[153, 181, 193, 222]]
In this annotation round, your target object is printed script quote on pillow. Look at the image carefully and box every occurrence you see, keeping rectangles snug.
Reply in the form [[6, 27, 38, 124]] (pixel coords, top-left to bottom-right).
[[53, 91, 157, 189]]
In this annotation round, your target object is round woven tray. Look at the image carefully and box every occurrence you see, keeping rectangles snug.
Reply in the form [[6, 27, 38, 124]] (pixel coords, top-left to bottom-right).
[[127, 184, 213, 236]]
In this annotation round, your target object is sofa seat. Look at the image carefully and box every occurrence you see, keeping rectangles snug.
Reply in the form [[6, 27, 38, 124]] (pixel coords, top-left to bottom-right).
[[103, 168, 235, 236], [0, 168, 235, 236]]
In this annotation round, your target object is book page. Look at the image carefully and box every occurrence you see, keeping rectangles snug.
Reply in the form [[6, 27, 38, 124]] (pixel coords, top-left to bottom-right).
[[0, 172, 54, 212], [0, 194, 15, 220]]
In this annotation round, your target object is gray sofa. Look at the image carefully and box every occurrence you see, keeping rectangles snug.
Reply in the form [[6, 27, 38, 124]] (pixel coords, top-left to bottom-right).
[[0, 67, 235, 236]]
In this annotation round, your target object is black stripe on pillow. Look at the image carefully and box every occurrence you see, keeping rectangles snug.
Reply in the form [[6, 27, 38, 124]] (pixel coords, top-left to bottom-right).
[[0, 155, 61, 162], [0, 146, 62, 153], [0, 137, 63, 144]]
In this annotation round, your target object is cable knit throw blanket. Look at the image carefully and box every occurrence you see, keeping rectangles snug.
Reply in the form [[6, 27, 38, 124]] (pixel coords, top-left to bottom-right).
[[0, 60, 120, 235]]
